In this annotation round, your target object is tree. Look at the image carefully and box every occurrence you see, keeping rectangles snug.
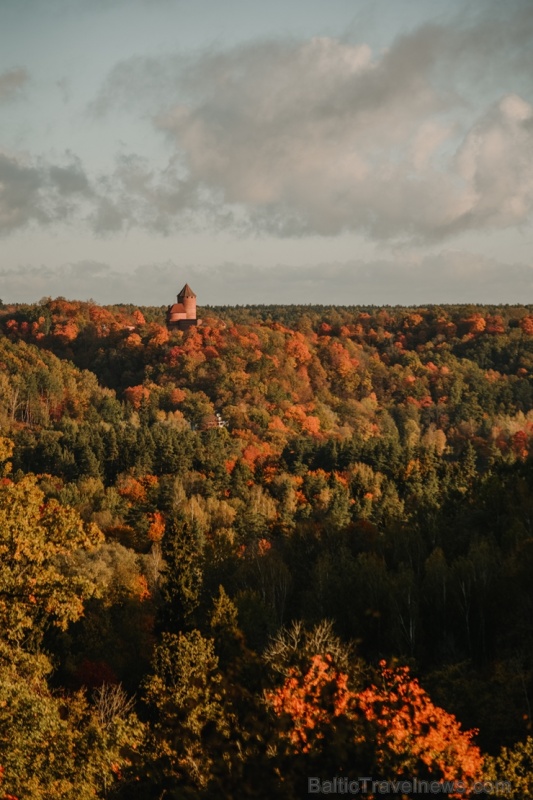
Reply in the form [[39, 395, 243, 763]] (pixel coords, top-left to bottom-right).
[[0, 643, 143, 800], [142, 630, 229, 794], [485, 736, 533, 798], [267, 656, 483, 795], [160, 515, 205, 632], [0, 475, 102, 645]]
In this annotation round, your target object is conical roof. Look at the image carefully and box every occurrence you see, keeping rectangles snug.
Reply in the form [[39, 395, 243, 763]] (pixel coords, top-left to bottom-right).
[[178, 283, 196, 299]]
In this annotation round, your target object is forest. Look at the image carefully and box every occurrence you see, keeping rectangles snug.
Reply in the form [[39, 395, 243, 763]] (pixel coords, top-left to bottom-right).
[[2, 296, 533, 798]]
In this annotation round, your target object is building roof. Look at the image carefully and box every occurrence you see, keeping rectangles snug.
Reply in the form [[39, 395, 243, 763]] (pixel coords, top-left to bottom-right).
[[178, 283, 196, 299]]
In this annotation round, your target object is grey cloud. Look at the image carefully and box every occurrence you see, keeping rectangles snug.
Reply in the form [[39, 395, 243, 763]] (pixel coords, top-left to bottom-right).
[[89, 1, 533, 243], [49, 161, 92, 196], [91, 197, 127, 234], [0, 145, 198, 237], [0, 67, 29, 103], [0, 261, 125, 304], [0, 153, 95, 234], [178, 255, 533, 305], [0, 154, 47, 232], [89, 154, 206, 234], [2, 252, 532, 306]]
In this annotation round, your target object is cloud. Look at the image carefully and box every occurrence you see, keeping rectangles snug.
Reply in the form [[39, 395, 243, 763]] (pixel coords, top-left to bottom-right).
[[89, 1, 533, 242], [0, 153, 94, 234], [453, 95, 533, 231], [0, 68, 29, 103], [2, 1, 532, 244], [0, 148, 212, 238], [2, 252, 532, 306], [0, 261, 127, 303], [179, 254, 533, 305], [0, 154, 46, 232]]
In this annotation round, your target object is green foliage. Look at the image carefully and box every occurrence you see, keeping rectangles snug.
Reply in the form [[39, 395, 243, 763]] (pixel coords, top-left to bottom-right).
[[0, 644, 143, 799], [0, 475, 102, 644], [485, 736, 533, 798], [142, 630, 229, 793]]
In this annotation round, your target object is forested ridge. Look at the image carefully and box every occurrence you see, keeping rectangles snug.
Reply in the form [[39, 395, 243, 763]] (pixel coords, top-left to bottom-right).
[[2, 297, 533, 797]]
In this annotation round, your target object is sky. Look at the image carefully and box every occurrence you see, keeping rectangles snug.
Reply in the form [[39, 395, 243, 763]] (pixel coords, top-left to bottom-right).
[[1, 0, 533, 306]]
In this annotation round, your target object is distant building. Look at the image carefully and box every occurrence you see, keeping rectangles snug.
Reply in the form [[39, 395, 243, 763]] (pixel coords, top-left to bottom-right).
[[194, 412, 228, 431], [166, 283, 201, 330]]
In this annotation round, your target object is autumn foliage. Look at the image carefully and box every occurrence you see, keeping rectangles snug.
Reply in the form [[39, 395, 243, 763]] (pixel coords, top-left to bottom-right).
[[267, 655, 483, 794], [2, 298, 533, 796]]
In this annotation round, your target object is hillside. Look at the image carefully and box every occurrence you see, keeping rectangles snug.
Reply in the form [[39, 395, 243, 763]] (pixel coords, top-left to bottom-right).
[[1, 299, 532, 797]]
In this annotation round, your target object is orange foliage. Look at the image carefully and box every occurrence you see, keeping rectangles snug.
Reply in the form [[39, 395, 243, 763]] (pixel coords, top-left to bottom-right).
[[268, 416, 290, 433], [52, 320, 79, 342], [267, 655, 351, 752], [170, 388, 186, 405], [204, 345, 219, 360], [123, 385, 150, 409], [268, 656, 483, 791], [485, 315, 505, 335], [404, 313, 424, 328], [302, 415, 321, 436], [148, 511, 165, 542], [148, 324, 169, 346], [465, 314, 486, 334], [286, 332, 312, 364], [359, 661, 483, 789], [511, 430, 529, 460], [326, 341, 359, 377], [241, 440, 273, 470], [89, 305, 118, 336], [117, 475, 146, 504], [135, 574, 151, 601], [257, 538, 272, 556], [520, 316, 533, 335], [123, 332, 142, 348]]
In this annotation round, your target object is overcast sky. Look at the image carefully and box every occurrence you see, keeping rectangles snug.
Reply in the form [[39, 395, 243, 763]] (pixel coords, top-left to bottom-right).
[[1, 0, 533, 306]]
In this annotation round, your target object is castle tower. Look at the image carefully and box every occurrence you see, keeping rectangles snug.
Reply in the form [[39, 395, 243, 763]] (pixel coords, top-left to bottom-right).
[[178, 283, 197, 319], [166, 283, 200, 330]]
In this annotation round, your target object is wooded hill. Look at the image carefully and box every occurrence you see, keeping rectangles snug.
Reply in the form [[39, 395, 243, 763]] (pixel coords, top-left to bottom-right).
[[1, 298, 533, 798]]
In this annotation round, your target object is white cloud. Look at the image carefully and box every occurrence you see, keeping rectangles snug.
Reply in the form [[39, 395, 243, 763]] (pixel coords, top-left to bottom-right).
[[88, 3, 533, 243], [454, 95, 533, 230]]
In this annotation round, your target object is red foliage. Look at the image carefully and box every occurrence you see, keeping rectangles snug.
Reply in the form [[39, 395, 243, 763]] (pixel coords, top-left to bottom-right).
[[75, 657, 118, 689], [511, 430, 529, 460]]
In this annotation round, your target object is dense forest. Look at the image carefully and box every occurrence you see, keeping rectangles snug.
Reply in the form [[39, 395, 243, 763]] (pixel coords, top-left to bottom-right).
[[2, 296, 533, 798]]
